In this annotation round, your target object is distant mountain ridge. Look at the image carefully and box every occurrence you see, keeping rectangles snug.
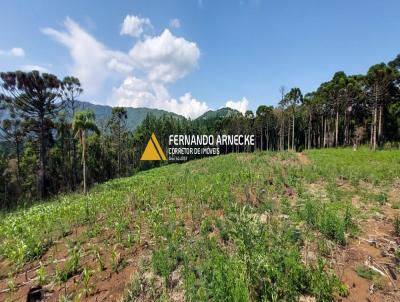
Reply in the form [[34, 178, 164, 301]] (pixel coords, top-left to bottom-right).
[[196, 107, 241, 120], [74, 101, 184, 130], [0, 100, 241, 131]]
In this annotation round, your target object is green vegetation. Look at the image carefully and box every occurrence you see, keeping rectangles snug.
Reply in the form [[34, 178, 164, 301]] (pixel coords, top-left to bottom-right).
[[1, 148, 398, 300], [1, 53, 400, 208], [355, 265, 378, 281]]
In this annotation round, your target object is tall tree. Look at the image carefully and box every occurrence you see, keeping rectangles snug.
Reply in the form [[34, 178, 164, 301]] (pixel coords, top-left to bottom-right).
[[72, 111, 99, 194], [278, 86, 286, 150], [256, 106, 273, 150], [285, 88, 303, 150], [365, 64, 397, 150], [0, 71, 62, 198], [108, 107, 128, 176], [60, 76, 83, 190]]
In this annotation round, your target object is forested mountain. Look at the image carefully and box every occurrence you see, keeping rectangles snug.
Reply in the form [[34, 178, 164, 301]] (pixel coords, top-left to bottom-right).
[[196, 107, 240, 120], [0, 100, 183, 131], [74, 101, 184, 130], [0, 53, 399, 208]]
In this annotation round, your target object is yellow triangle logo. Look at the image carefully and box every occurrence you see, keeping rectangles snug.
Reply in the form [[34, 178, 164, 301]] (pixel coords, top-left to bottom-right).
[[140, 133, 167, 161]]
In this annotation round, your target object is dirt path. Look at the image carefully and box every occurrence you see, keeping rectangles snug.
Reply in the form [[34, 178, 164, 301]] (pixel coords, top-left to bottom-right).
[[297, 152, 310, 165]]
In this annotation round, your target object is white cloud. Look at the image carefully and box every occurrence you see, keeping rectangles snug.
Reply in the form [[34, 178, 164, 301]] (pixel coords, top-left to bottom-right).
[[112, 76, 208, 118], [120, 15, 151, 38], [0, 47, 25, 57], [170, 18, 181, 29], [172, 93, 209, 118], [20, 65, 49, 73], [42, 17, 132, 95], [10, 48, 25, 57], [42, 17, 211, 118], [225, 97, 249, 114], [129, 29, 199, 83], [107, 57, 133, 74]]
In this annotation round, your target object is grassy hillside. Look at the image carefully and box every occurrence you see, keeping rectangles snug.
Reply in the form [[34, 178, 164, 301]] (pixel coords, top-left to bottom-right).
[[0, 149, 400, 301]]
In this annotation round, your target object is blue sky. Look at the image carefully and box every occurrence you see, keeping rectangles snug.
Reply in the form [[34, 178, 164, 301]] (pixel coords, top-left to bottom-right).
[[0, 0, 399, 118]]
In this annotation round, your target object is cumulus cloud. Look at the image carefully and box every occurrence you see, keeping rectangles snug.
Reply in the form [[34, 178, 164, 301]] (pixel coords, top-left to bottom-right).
[[129, 29, 200, 83], [170, 18, 181, 29], [172, 93, 209, 118], [20, 65, 49, 73], [112, 76, 208, 118], [120, 15, 151, 38], [0, 47, 25, 57], [42, 17, 132, 95], [42, 17, 210, 118], [225, 97, 249, 114]]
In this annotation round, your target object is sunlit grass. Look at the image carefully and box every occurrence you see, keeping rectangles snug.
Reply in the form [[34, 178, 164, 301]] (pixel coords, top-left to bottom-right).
[[1, 148, 399, 301]]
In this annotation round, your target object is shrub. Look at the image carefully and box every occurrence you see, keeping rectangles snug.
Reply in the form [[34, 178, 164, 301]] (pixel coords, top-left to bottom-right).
[[355, 265, 378, 280], [319, 208, 346, 245]]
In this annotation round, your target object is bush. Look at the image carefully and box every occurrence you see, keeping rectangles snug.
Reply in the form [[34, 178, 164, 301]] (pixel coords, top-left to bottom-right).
[[319, 209, 346, 245]]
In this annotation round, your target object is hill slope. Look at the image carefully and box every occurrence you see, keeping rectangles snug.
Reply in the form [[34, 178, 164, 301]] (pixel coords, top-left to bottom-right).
[[196, 107, 241, 120], [0, 101, 183, 131], [74, 101, 184, 130], [1, 149, 400, 301]]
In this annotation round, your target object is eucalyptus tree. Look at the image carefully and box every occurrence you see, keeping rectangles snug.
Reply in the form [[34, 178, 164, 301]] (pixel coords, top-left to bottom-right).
[[285, 88, 303, 150], [108, 107, 128, 176], [278, 86, 286, 150], [256, 105, 274, 150], [0, 71, 62, 199], [302, 93, 317, 149], [244, 110, 255, 151]]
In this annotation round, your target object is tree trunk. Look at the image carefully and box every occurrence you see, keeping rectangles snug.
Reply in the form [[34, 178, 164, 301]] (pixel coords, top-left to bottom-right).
[[372, 86, 378, 151], [72, 139, 77, 191], [61, 126, 67, 191], [344, 110, 348, 146], [38, 113, 46, 199], [280, 118, 284, 151], [308, 113, 312, 150], [323, 117, 327, 148], [82, 130, 87, 194], [335, 109, 339, 147], [71, 103, 77, 191], [378, 105, 383, 146], [319, 117, 323, 148], [15, 138, 21, 184], [292, 113, 295, 151], [118, 124, 121, 176], [287, 117, 290, 150], [373, 106, 377, 151]]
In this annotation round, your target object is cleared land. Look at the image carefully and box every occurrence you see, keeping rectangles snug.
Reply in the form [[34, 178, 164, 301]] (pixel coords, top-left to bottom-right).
[[0, 148, 400, 301]]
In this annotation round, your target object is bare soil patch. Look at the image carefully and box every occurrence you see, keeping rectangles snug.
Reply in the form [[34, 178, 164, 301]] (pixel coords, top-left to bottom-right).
[[0, 224, 150, 302], [333, 206, 400, 302]]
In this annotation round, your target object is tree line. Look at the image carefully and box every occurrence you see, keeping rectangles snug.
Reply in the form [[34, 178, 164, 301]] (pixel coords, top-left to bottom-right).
[[1, 54, 399, 208]]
